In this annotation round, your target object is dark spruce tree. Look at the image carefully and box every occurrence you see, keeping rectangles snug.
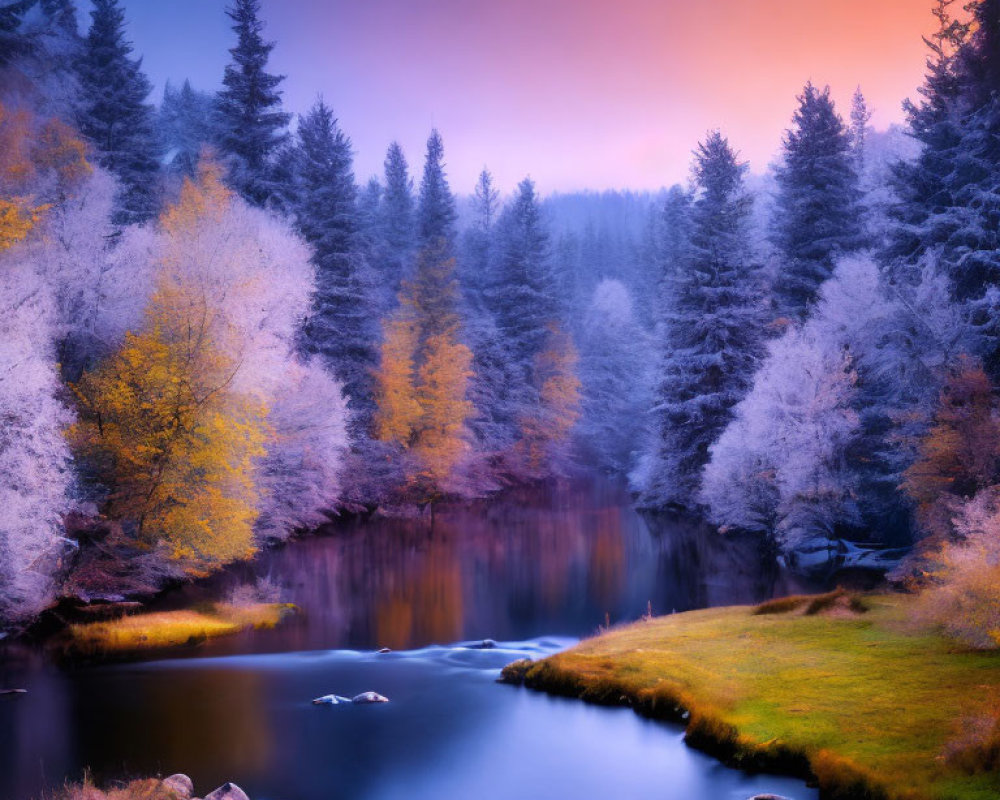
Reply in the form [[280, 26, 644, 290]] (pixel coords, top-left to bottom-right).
[[216, 0, 290, 206], [159, 79, 215, 176], [294, 101, 378, 434], [376, 141, 415, 302], [417, 129, 458, 250], [770, 82, 863, 319], [491, 177, 556, 369], [888, 0, 1000, 374], [0, 1, 33, 66], [76, 0, 160, 225], [637, 132, 764, 511]]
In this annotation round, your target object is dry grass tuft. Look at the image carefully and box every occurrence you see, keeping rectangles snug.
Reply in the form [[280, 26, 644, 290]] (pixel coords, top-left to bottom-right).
[[66, 602, 295, 654]]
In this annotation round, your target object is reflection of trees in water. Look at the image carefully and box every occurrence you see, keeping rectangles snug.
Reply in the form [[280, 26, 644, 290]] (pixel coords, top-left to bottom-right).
[[70, 667, 273, 789], [168, 476, 805, 651]]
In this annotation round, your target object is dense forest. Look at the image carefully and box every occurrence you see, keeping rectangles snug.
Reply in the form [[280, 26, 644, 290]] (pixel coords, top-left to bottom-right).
[[2, 0, 1000, 651]]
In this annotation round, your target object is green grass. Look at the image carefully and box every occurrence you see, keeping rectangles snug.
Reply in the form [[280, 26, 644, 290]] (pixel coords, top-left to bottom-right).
[[66, 602, 296, 654], [502, 594, 1000, 800]]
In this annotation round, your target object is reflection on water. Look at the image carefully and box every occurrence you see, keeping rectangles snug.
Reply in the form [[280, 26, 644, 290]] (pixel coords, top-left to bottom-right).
[[0, 477, 815, 800]]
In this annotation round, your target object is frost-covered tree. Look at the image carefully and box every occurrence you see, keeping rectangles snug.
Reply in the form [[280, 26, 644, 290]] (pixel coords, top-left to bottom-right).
[[0, 258, 74, 624], [215, 0, 290, 206], [771, 82, 863, 318], [636, 132, 765, 510], [159, 79, 215, 176], [849, 86, 873, 173], [376, 140, 415, 297], [492, 177, 556, 368], [702, 256, 971, 555], [889, 0, 1000, 376], [577, 279, 653, 473], [417, 129, 457, 249], [76, 0, 160, 224], [293, 101, 377, 433], [255, 357, 348, 542]]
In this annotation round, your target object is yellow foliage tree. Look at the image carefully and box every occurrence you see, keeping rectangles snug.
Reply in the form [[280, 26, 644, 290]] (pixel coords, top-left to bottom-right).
[[71, 159, 267, 568], [413, 333, 474, 490], [373, 241, 475, 499], [373, 314, 423, 446], [518, 322, 582, 476], [72, 281, 267, 566], [0, 101, 90, 251]]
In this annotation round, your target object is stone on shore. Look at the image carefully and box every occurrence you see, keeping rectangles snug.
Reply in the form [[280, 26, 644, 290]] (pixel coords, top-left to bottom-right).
[[162, 774, 194, 799], [204, 782, 250, 800]]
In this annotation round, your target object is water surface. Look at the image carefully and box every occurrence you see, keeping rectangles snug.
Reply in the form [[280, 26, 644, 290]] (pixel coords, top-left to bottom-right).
[[0, 478, 816, 800]]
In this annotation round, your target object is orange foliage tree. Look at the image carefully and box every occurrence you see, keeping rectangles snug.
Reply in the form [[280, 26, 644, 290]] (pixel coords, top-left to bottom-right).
[[518, 322, 582, 477], [71, 161, 268, 568], [373, 242, 474, 500], [901, 356, 1000, 546], [0, 101, 90, 251]]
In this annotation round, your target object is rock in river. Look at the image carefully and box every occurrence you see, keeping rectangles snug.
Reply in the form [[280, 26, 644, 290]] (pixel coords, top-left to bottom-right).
[[162, 774, 194, 799], [204, 782, 250, 800], [352, 691, 389, 704], [311, 694, 352, 705]]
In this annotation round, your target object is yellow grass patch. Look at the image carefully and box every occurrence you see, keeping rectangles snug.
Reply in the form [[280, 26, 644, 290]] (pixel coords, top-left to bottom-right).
[[67, 603, 295, 654], [503, 595, 1000, 800]]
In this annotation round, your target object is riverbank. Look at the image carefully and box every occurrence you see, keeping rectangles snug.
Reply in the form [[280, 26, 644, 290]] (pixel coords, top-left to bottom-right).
[[501, 592, 1000, 800], [61, 602, 296, 657]]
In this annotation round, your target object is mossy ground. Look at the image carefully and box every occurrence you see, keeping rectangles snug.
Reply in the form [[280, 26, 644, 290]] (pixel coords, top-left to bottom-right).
[[502, 594, 1000, 800], [66, 602, 295, 654]]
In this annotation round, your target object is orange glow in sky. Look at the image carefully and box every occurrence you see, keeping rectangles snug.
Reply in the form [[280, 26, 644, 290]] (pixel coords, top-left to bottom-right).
[[122, 0, 939, 192]]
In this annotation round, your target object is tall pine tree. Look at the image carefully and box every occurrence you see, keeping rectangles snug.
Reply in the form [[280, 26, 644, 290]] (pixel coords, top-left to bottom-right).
[[215, 0, 290, 206], [889, 0, 1000, 374], [771, 82, 863, 318], [637, 132, 765, 510], [295, 101, 377, 434], [417, 129, 457, 250], [376, 141, 415, 299], [76, 0, 160, 225]]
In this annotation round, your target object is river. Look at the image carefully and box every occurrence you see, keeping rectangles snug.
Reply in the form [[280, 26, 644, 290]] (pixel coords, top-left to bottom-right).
[[0, 477, 818, 800]]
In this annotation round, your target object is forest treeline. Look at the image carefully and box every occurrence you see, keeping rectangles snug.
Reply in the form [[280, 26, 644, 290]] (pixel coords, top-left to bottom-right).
[[2, 0, 1000, 644]]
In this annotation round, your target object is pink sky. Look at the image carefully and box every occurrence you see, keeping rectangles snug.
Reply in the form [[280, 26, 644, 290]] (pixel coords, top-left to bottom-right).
[[121, 0, 938, 193]]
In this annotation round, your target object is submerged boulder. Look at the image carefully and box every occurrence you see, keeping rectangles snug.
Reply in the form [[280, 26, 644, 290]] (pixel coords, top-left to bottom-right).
[[162, 774, 194, 799], [352, 691, 389, 704], [204, 783, 250, 800]]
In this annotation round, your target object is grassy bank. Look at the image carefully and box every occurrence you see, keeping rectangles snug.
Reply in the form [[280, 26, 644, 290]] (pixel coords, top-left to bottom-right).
[[65, 602, 296, 655], [501, 593, 1000, 800]]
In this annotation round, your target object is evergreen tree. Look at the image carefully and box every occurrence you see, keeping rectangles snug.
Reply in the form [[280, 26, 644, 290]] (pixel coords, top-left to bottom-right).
[[216, 0, 290, 206], [376, 141, 415, 298], [491, 177, 556, 368], [462, 167, 499, 299], [75, 0, 160, 225], [771, 82, 863, 318], [417, 129, 457, 249], [637, 132, 765, 510], [0, 1, 37, 68], [888, 0, 1000, 374], [159, 79, 215, 175], [294, 101, 377, 433], [849, 86, 873, 174]]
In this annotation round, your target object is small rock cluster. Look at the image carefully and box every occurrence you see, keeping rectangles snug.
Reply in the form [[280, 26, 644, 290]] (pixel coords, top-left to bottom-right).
[[163, 774, 250, 800]]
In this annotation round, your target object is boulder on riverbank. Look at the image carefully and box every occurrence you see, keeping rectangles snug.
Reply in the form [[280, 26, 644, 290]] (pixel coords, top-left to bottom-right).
[[204, 782, 250, 800], [162, 774, 194, 799]]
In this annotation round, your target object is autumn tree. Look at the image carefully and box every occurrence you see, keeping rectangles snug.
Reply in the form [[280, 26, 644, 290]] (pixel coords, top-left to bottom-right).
[[901, 357, 1000, 547], [517, 322, 581, 477], [71, 282, 268, 566], [71, 155, 334, 567]]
